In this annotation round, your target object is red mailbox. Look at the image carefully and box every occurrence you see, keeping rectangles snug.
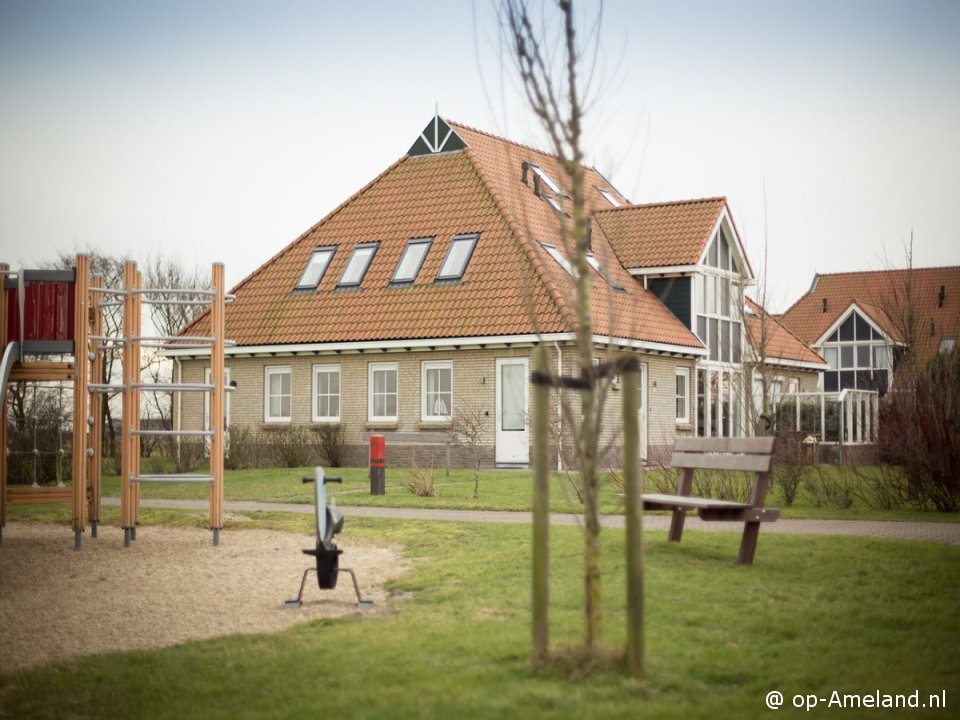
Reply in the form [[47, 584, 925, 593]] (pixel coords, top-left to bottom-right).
[[369, 434, 385, 495]]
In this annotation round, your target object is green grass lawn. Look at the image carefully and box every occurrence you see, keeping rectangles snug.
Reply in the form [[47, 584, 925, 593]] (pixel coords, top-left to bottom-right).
[[91, 463, 960, 523], [1, 510, 958, 719]]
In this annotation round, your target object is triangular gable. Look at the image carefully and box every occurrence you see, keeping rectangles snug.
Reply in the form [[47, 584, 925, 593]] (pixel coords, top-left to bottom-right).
[[408, 114, 467, 156], [813, 301, 901, 347], [696, 205, 755, 282]]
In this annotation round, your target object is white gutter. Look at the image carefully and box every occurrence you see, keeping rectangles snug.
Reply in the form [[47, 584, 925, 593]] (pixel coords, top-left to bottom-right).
[[164, 332, 707, 360]]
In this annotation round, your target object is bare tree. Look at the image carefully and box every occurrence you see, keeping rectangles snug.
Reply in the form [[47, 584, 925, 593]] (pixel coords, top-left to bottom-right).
[[500, 0, 605, 652], [449, 404, 486, 498]]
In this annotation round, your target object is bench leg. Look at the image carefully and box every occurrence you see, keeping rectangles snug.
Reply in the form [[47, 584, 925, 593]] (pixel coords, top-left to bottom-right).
[[667, 509, 687, 543], [737, 522, 760, 565]]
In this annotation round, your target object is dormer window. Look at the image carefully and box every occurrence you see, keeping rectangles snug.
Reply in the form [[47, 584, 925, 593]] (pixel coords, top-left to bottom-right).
[[597, 187, 621, 208], [338, 242, 379, 288], [544, 195, 567, 216], [295, 246, 336, 290], [393, 238, 432, 284], [437, 233, 478, 281]]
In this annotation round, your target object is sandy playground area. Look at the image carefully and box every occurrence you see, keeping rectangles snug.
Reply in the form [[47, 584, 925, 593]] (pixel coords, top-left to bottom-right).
[[0, 522, 407, 672]]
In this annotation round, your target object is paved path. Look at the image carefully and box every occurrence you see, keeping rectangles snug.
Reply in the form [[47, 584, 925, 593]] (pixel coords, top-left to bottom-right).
[[102, 497, 960, 546]]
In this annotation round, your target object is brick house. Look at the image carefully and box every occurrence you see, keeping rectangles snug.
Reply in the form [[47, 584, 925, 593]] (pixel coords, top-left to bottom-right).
[[779, 266, 960, 394], [172, 115, 815, 468]]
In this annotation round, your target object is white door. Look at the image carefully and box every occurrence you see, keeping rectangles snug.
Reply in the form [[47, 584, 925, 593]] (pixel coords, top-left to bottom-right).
[[496, 357, 529, 465]]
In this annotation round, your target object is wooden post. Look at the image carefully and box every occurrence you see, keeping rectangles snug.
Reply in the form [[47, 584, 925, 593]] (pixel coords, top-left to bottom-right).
[[120, 262, 136, 546], [88, 275, 104, 537], [531, 345, 550, 666], [621, 354, 644, 678], [209, 263, 225, 545], [71, 255, 90, 548]]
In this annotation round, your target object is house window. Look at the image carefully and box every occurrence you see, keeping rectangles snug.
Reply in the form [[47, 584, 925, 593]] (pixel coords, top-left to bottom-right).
[[586, 254, 625, 291], [295, 246, 336, 290], [422, 361, 452, 421], [940, 337, 957, 354], [437, 233, 479, 281], [312, 365, 340, 422], [675, 368, 689, 424], [529, 164, 566, 196], [392, 238, 432, 283], [264, 366, 291, 422], [204, 367, 232, 431], [820, 310, 890, 393], [338, 242, 379, 287], [369, 362, 398, 422]]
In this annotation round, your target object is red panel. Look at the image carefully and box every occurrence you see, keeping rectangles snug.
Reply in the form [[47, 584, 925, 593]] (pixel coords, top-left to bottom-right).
[[6, 280, 76, 343]]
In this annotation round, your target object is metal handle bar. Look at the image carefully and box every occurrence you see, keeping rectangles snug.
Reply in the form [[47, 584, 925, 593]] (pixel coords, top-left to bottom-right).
[[301, 475, 343, 485]]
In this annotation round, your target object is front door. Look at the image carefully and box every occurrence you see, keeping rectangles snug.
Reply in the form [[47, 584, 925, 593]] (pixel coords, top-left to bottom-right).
[[496, 357, 529, 465]]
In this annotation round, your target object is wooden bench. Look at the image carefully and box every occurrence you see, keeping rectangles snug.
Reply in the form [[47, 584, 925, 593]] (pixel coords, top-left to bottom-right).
[[361, 431, 455, 475], [642, 436, 778, 565]]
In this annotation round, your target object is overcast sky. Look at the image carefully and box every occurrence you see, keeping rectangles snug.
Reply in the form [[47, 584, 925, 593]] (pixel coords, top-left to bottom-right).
[[1, 0, 957, 311]]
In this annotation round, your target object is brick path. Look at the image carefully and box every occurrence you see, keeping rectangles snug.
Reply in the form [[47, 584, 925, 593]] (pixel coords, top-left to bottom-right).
[[106, 498, 960, 546]]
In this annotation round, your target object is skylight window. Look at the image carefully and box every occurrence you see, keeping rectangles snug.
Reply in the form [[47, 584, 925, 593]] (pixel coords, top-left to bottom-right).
[[393, 238, 433, 283], [530, 165, 566, 197], [436, 233, 478, 281], [544, 195, 567, 216], [338, 242, 379, 287], [295, 246, 336, 290], [597, 187, 621, 207], [586, 254, 625, 291], [542, 243, 575, 277]]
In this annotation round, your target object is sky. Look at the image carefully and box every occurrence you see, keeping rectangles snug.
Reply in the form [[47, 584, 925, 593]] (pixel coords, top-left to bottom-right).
[[1, 0, 958, 312]]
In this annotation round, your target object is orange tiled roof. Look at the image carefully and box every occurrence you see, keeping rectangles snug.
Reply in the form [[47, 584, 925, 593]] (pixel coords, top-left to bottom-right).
[[744, 297, 826, 368], [594, 197, 727, 270], [779, 266, 960, 366], [184, 118, 703, 352]]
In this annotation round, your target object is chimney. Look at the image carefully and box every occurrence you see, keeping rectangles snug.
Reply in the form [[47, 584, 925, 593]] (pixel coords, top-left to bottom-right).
[[939, 284, 945, 308], [521, 161, 530, 186], [822, 298, 828, 313], [585, 218, 593, 253]]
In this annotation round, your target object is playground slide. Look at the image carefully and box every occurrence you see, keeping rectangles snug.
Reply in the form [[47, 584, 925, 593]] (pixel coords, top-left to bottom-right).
[[0, 341, 19, 401]]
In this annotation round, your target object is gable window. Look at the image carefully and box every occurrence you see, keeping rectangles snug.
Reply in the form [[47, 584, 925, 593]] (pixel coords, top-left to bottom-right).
[[820, 310, 890, 393], [295, 247, 336, 290], [338, 242, 379, 287], [675, 367, 690, 424], [422, 360, 452, 421], [264, 366, 291, 422], [392, 238, 433, 283], [369, 362, 398, 422], [437, 233, 478, 281], [313, 364, 340, 422]]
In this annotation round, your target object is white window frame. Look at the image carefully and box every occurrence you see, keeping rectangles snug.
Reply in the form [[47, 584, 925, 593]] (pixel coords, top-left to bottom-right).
[[675, 367, 690, 424], [368, 362, 398, 422], [264, 365, 292, 423], [436, 233, 479, 281], [392, 238, 433, 283], [295, 246, 336, 290], [312, 364, 341, 423], [338, 242, 379, 288], [421, 360, 453, 422]]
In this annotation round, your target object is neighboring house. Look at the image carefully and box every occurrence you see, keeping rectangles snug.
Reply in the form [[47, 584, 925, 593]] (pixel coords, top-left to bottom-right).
[[173, 115, 779, 468], [779, 267, 960, 394], [742, 297, 828, 432]]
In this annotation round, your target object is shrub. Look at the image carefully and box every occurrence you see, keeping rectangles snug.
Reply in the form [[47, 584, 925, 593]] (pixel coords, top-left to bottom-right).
[[801, 466, 854, 509], [877, 350, 960, 512], [224, 425, 263, 470], [772, 431, 809, 507], [403, 453, 437, 497], [264, 426, 313, 468], [311, 423, 346, 468]]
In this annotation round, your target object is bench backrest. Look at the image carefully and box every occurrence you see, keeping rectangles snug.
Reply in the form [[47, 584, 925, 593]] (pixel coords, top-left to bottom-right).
[[670, 437, 775, 474]]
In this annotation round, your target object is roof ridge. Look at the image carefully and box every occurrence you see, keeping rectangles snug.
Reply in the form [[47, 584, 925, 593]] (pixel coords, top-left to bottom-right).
[[630, 196, 727, 210], [813, 265, 960, 278], [448, 119, 600, 174], [460, 145, 578, 333]]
